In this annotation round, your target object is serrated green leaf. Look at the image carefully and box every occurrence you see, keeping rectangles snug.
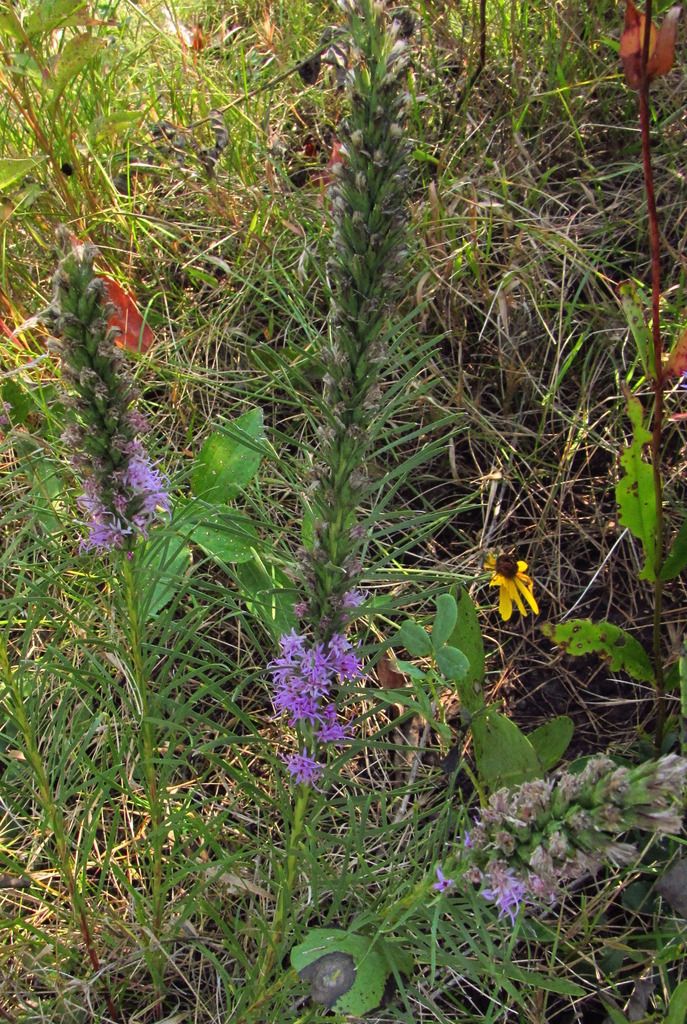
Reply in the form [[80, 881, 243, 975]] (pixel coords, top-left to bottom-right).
[[542, 619, 654, 682], [396, 620, 432, 658], [616, 394, 657, 580], [190, 408, 265, 502], [432, 593, 457, 649], [447, 587, 485, 715], [472, 709, 540, 790], [435, 644, 469, 682], [49, 33, 104, 107], [0, 156, 44, 190], [528, 716, 574, 771], [661, 519, 687, 581]]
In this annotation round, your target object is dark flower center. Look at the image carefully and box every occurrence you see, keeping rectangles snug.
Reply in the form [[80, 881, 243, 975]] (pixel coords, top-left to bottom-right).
[[495, 554, 518, 578]]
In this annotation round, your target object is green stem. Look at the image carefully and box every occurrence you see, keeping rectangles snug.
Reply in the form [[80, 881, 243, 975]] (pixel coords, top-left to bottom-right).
[[121, 557, 165, 943]]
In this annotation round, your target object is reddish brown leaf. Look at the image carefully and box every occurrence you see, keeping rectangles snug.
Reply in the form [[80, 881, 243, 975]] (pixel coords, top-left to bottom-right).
[[620, 1, 681, 88], [665, 323, 687, 378], [648, 6, 681, 78], [100, 276, 154, 353], [375, 653, 408, 690]]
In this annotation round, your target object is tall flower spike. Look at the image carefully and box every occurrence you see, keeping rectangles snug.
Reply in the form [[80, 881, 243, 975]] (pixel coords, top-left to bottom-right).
[[303, 0, 412, 634], [50, 229, 169, 553], [461, 754, 687, 916]]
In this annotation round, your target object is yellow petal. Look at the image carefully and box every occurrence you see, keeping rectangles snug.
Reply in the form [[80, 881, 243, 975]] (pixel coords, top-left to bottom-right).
[[509, 580, 527, 616], [517, 560, 529, 573], [498, 585, 513, 621], [516, 578, 539, 615]]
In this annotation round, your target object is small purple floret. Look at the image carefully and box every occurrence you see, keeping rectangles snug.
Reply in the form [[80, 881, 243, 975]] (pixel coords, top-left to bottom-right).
[[433, 865, 455, 893], [284, 750, 323, 786], [481, 865, 527, 925]]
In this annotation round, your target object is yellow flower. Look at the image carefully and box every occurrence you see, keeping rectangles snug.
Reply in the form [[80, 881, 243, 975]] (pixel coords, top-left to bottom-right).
[[485, 553, 539, 622]]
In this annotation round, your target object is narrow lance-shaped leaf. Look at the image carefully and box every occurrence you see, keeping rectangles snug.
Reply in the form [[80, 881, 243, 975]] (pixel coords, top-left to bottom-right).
[[615, 394, 657, 580], [619, 281, 653, 377]]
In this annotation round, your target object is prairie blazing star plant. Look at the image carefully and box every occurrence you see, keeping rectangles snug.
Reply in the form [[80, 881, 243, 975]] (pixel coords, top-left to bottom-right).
[[437, 754, 687, 923], [49, 231, 169, 553]]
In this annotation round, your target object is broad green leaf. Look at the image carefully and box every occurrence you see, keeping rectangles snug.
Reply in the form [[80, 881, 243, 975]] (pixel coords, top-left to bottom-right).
[[132, 531, 192, 620], [472, 709, 540, 790], [0, 9, 24, 40], [447, 587, 485, 715], [190, 408, 265, 502], [1, 378, 36, 424], [432, 593, 457, 650], [396, 620, 432, 658], [49, 33, 104, 107], [234, 556, 296, 639], [25, 0, 88, 37], [619, 281, 654, 377], [616, 394, 657, 580], [88, 111, 141, 143], [542, 619, 654, 682], [185, 510, 257, 565], [528, 716, 574, 771], [435, 644, 469, 682], [0, 156, 44, 190], [666, 981, 687, 1024], [661, 519, 687, 581], [292, 929, 409, 1017]]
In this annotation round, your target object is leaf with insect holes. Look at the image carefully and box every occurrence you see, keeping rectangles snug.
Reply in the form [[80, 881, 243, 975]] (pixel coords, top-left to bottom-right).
[[619, 281, 654, 377], [620, 0, 681, 90], [665, 323, 687, 379], [48, 33, 104, 107], [616, 393, 657, 580], [542, 619, 654, 683]]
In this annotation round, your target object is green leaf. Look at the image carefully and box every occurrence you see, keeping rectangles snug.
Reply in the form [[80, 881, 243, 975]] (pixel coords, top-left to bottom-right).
[[1, 378, 36, 424], [528, 716, 574, 771], [132, 531, 192, 620], [666, 981, 687, 1024], [88, 111, 141, 143], [25, 0, 88, 36], [542, 619, 654, 683], [661, 519, 687, 581], [615, 394, 657, 580], [619, 281, 654, 377], [396, 620, 432, 658], [49, 33, 104, 107], [435, 644, 469, 682], [184, 510, 257, 565], [292, 929, 410, 1017], [0, 9, 25, 40], [472, 709, 540, 790], [190, 408, 265, 502], [234, 556, 296, 639], [0, 156, 44, 190], [447, 587, 485, 715], [432, 593, 457, 649]]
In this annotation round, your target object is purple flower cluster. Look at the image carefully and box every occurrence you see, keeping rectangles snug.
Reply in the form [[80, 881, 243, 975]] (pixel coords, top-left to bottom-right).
[[77, 438, 170, 552], [270, 629, 363, 784], [270, 630, 361, 741]]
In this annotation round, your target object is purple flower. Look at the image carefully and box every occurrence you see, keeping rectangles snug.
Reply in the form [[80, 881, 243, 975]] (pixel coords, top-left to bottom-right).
[[341, 588, 364, 609], [316, 704, 351, 744], [433, 865, 455, 893], [481, 863, 527, 925], [284, 750, 323, 786]]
